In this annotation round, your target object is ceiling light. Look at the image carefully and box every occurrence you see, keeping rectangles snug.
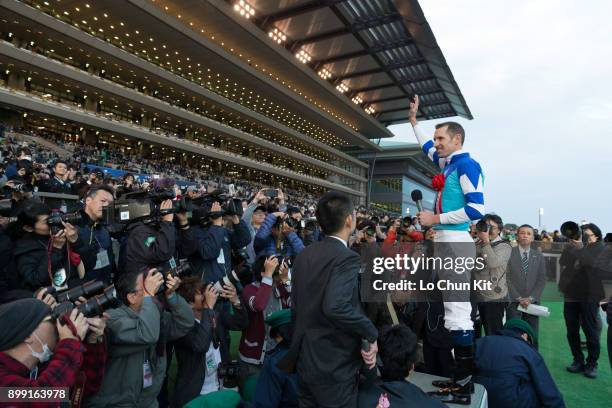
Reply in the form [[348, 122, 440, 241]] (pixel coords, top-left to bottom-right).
[[234, 1, 255, 18], [352, 96, 363, 104], [365, 106, 376, 115], [318, 68, 332, 80], [336, 82, 349, 93], [295, 49, 312, 64], [268, 27, 287, 44]]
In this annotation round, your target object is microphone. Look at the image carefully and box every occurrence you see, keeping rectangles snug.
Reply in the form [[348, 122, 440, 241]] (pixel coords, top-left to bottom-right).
[[411, 189, 424, 213]]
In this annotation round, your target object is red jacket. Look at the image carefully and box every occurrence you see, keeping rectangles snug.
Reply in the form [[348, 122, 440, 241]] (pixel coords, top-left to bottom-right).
[[0, 339, 107, 408], [239, 280, 290, 365]]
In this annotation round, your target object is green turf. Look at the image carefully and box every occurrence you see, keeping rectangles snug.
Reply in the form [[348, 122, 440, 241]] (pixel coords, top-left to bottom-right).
[[539, 283, 611, 408], [169, 283, 611, 407]]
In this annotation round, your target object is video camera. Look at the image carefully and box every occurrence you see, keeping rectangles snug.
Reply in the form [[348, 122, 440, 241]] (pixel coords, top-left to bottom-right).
[[185, 190, 244, 227], [218, 360, 243, 389], [47, 209, 82, 234], [101, 189, 185, 229], [50, 282, 118, 319]]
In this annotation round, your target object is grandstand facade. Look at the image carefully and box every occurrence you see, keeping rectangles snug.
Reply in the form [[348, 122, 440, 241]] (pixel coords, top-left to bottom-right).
[[0, 0, 470, 203]]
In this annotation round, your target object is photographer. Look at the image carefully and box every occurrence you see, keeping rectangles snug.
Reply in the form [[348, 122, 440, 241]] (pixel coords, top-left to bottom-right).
[[11, 200, 86, 292], [88, 268, 193, 407], [559, 223, 606, 379], [173, 276, 248, 406], [473, 214, 512, 335], [4, 147, 32, 179], [77, 185, 116, 285], [242, 189, 268, 265], [239, 256, 291, 383], [254, 210, 304, 259], [0, 298, 107, 406], [121, 199, 176, 276], [190, 201, 251, 284]]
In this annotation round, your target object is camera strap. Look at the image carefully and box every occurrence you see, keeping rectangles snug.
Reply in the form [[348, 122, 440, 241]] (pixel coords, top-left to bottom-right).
[[386, 294, 400, 326]]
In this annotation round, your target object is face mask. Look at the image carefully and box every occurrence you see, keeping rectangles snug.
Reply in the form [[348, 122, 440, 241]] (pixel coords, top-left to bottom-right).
[[26, 332, 53, 363]]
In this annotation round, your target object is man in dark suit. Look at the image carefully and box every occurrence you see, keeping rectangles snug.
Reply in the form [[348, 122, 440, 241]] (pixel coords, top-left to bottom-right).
[[279, 191, 378, 408], [506, 224, 547, 340]]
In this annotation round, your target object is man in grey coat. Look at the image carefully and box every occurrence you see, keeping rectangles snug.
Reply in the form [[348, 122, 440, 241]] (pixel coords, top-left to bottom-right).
[[506, 224, 547, 342], [86, 268, 193, 408]]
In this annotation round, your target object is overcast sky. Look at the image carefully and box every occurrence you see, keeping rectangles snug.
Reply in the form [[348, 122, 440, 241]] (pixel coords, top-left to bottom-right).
[[388, 0, 612, 234]]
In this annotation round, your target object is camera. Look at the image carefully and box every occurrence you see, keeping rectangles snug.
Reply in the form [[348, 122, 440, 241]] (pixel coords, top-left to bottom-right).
[[560, 221, 587, 243], [46, 280, 105, 303], [218, 360, 243, 389], [51, 284, 118, 319], [153, 259, 192, 294], [47, 209, 82, 234], [212, 270, 240, 293], [475, 219, 489, 233]]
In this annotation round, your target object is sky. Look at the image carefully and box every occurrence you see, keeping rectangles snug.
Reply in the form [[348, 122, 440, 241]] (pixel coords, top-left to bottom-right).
[[387, 0, 612, 234]]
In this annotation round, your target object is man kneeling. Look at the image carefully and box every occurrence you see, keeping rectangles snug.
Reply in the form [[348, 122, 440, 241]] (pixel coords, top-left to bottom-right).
[[358, 325, 446, 408]]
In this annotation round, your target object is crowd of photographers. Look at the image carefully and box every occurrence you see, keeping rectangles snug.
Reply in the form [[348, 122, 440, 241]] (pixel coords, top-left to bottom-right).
[[0, 135, 611, 408]]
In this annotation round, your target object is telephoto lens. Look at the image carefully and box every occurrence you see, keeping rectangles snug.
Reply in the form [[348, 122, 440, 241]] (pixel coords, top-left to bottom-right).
[[77, 285, 119, 317], [55, 280, 105, 303]]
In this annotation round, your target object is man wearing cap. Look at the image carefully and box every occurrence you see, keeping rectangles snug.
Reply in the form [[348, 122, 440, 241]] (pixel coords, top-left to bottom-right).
[[253, 308, 298, 408], [473, 319, 565, 408], [0, 298, 107, 406]]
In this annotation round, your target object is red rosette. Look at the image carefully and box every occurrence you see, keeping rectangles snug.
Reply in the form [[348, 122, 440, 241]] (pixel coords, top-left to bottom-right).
[[431, 174, 446, 192]]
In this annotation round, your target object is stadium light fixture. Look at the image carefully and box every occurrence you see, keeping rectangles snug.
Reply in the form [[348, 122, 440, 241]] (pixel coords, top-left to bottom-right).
[[352, 96, 363, 104], [365, 106, 376, 115], [268, 28, 287, 44], [336, 82, 349, 93], [295, 49, 312, 64], [318, 68, 332, 80], [234, 1, 255, 19]]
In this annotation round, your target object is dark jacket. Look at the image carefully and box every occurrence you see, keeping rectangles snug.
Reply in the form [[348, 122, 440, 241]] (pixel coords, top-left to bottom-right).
[[254, 214, 304, 258], [120, 220, 176, 275], [559, 242, 606, 301], [474, 329, 565, 408], [14, 233, 84, 291], [77, 211, 115, 285], [173, 302, 248, 408], [189, 220, 251, 284], [253, 342, 298, 408], [358, 379, 446, 408], [279, 237, 378, 384]]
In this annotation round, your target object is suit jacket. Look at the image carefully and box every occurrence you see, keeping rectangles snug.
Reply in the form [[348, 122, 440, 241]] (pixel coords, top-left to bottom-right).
[[278, 237, 378, 385], [507, 246, 547, 302]]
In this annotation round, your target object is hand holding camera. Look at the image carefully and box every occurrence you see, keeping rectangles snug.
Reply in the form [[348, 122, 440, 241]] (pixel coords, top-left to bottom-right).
[[57, 308, 89, 341], [144, 269, 164, 297], [61, 222, 79, 244], [35, 287, 58, 310], [86, 315, 108, 344], [160, 199, 174, 222], [219, 283, 240, 305], [263, 256, 279, 278], [164, 274, 181, 298], [51, 229, 67, 249], [203, 284, 219, 310], [211, 202, 223, 226]]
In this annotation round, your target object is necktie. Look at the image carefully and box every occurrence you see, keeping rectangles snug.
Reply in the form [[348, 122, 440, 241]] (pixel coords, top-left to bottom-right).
[[521, 252, 529, 276]]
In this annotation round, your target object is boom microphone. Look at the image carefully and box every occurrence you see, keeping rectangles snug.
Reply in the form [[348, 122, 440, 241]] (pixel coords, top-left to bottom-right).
[[411, 189, 424, 213]]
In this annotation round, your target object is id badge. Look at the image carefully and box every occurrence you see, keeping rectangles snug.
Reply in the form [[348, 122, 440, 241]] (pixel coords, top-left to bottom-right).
[[216, 249, 225, 265], [94, 250, 110, 270], [143, 361, 153, 388]]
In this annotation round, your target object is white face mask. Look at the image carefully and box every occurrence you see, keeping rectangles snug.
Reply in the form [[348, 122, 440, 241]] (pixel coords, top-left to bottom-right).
[[26, 332, 53, 363]]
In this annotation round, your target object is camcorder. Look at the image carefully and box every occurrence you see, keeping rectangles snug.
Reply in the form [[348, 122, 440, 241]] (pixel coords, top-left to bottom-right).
[[101, 189, 194, 230], [2, 181, 33, 195], [49, 281, 119, 319], [47, 209, 82, 234]]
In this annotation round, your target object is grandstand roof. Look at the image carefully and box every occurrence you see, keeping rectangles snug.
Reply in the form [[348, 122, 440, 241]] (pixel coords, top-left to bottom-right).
[[218, 0, 473, 127]]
